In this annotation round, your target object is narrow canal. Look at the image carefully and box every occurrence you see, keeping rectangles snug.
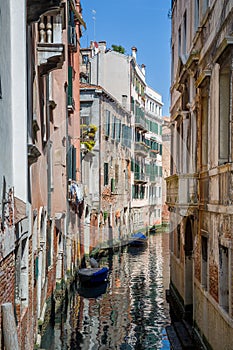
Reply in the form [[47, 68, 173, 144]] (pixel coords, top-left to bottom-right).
[[41, 230, 171, 349]]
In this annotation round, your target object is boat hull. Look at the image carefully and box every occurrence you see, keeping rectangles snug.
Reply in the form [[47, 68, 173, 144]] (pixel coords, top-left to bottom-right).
[[129, 232, 148, 246], [78, 267, 109, 284]]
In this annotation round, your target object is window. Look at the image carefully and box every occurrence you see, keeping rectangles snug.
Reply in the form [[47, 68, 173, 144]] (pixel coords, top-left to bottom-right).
[[201, 83, 209, 169], [202, 0, 209, 16], [171, 45, 174, 82], [115, 164, 119, 185], [82, 55, 89, 64], [178, 26, 181, 57], [219, 245, 229, 312], [177, 224, 181, 258], [15, 237, 29, 308], [105, 110, 111, 137], [68, 66, 73, 108], [111, 115, 116, 139], [183, 11, 187, 55], [201, 235, 208, 289], [219, 64, 230, 164], [194, 0, 200, 32], [67, 144, 76, 181], [111, 178, 115, 193], [104, 162, 109, 185]]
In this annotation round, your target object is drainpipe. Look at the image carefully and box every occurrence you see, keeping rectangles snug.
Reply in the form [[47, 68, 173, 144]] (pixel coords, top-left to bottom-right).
[[229, 54, 233, 163], [46, 75, 51, 218], [98, 92, 102, 235], [64, 80, 69, 278]]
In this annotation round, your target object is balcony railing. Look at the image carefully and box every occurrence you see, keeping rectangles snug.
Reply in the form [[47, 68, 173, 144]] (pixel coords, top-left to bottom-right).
[[134, 172, 147, 183], [166, 173, 198, 207], [134, 141, 149, 157], [205, 163, 233, 207], [135, 114, 148, 131], [37, 14, 64, 75]]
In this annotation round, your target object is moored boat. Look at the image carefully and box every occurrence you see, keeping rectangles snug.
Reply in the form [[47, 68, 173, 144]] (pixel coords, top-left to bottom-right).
[[129, 232, 148, 246], [78, 266, 109, 284]]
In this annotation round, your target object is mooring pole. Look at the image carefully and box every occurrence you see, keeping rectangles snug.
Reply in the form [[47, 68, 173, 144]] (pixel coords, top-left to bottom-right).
[[2, 302, 19, 350]]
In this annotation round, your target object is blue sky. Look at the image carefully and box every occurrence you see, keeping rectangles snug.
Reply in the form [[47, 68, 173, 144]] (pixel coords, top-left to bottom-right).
[[80, 0, 172, 116]]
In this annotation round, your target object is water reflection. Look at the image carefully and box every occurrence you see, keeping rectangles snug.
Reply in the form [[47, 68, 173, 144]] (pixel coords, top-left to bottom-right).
[[41, 231, 171, 350]]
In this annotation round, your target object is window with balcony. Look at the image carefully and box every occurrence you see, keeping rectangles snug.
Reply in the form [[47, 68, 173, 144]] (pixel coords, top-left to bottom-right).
[[68, 9, 77, 52]]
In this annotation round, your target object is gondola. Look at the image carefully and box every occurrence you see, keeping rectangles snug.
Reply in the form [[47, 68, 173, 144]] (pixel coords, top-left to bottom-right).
[[78, 266, 109, 284], [129, 232, 148, 246]]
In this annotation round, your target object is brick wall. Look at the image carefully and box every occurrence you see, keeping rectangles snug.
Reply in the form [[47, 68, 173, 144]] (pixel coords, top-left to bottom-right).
[[0, 252, 15, 348]]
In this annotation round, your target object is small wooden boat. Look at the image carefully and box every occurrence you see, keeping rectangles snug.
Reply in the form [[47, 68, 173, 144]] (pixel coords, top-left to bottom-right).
[[129, 232, 148, 246], [78, 266, 109, 284]]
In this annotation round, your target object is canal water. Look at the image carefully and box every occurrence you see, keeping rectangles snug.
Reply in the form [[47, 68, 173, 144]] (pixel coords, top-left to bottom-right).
[[41, 230, 171, 350]]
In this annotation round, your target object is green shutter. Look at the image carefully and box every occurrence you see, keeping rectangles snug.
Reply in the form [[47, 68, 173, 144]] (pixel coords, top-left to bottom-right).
[[104, 163, 109, 185], [111, 178, 115, 192], [72, 146, 76, 180], [67, 145, 72, 180], [68, 66, 73, 106], [159, 166, 163, 177], [159, 144, 162, 155]]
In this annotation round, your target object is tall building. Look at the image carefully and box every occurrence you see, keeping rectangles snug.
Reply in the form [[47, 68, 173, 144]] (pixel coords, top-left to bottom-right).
[[80, 42, 164, 239], [167, 0, 233, 348], [80, 83, 133, 251], [0, 1, 85, 348]]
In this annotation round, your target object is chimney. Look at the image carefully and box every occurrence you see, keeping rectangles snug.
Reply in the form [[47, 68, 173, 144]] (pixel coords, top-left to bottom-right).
[[141, 64, 146, 76], [131, 46, 137, 60], [98, 41, 106, 53], [122, 95, 127, 108]]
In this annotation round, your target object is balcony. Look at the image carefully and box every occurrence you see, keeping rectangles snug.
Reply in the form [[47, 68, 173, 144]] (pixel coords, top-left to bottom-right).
[[202, 163, 233, 209], [149, 175, 161, 183], [134, 172, 147, 184], [37, 14, 64, 75], [27, 0, 62, 23], [149, 149, 159, 159], [134, 141, 149, 157], [135, 114, 148, 131], [166, 173, 198, 208]]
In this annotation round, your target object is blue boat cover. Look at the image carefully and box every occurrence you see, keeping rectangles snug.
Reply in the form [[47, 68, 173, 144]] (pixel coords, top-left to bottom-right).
[[131, 232, 147, 239]]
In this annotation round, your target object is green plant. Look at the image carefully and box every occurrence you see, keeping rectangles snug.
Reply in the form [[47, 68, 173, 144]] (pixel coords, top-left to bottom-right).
[[111, 44, 125, 54], [80, 123, 98, 151]]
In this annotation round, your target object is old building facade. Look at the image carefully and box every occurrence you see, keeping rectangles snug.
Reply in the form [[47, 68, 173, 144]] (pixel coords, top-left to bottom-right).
[[0, 0, 85, 348], [80, 83, 132, 251], [167, 0, 233, 348], [80, 42, 164, 237]]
